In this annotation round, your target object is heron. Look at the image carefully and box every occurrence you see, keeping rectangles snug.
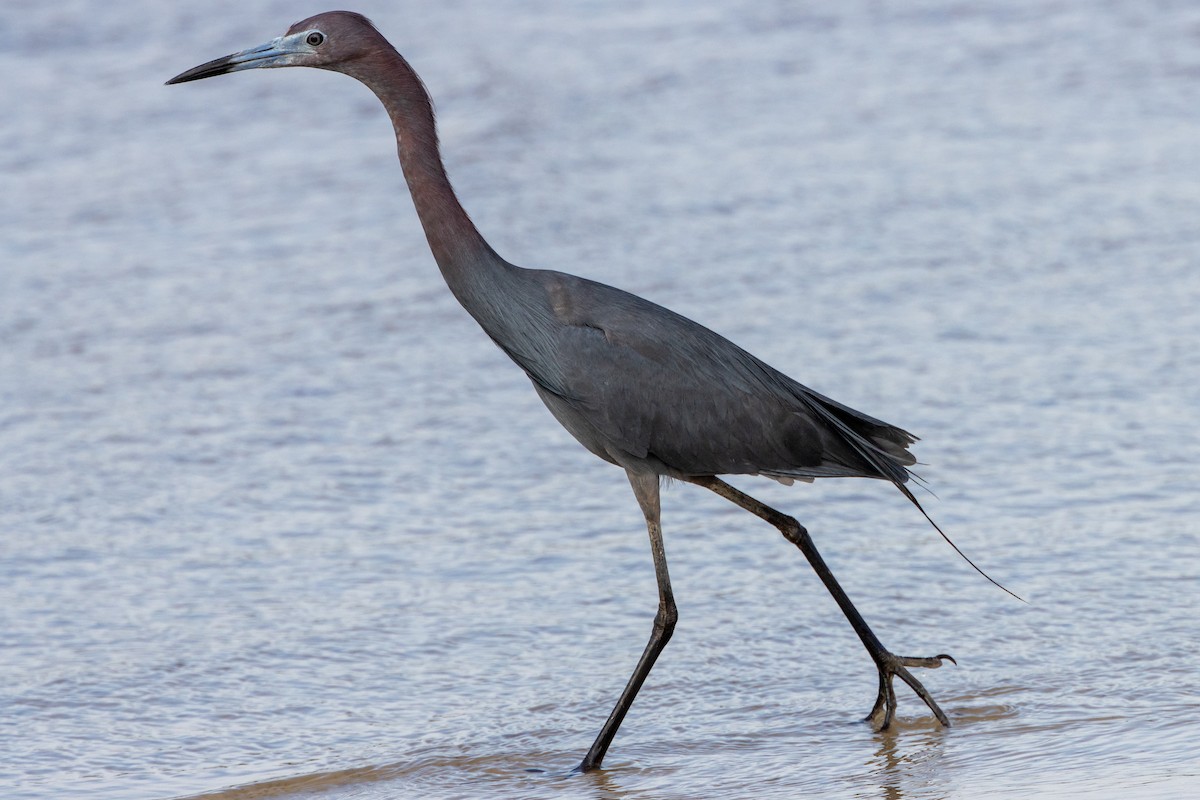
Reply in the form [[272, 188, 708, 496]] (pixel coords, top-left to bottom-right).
[[168, 11, 994, 772]]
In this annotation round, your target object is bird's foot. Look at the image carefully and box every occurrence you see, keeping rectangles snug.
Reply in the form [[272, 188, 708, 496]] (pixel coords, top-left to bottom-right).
[[864, 651, 955, 730]]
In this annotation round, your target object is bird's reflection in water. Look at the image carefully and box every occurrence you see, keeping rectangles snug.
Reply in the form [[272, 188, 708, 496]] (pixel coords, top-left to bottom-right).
[[867, 721, 950, 800]]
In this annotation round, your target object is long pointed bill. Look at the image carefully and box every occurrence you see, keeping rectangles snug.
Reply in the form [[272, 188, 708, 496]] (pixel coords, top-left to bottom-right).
[[166, 31, 313, 84]]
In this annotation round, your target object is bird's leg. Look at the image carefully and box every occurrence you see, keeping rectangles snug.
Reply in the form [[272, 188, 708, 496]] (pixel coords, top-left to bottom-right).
[[688, 476, 953, 730], [577, 471, 677, 773]]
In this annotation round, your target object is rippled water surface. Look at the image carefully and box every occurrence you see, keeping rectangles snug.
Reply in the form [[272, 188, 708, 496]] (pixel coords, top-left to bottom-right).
[[3, 1, 1199, 798]]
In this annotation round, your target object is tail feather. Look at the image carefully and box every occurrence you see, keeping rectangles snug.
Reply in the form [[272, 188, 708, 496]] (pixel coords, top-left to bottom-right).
[[795, 391, 915, 484]]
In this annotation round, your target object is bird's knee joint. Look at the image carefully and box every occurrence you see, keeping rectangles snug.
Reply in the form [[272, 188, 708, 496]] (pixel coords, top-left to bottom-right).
[[654, 601, 678, 636], [779, 516, 810, 547]]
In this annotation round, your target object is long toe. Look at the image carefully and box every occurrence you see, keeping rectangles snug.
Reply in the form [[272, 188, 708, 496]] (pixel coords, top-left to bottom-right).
[[896, 653, 956, 669], [865, 651, 953, 730], [865, 669, 898, 729]]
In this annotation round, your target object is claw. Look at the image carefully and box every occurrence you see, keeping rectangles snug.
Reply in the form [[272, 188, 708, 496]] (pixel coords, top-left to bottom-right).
[[864, 651, 954, 730], [895, 652, 955, 669]]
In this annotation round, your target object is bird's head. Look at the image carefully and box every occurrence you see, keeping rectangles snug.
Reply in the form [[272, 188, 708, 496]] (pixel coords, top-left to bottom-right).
[[166, 11, 385, 84]]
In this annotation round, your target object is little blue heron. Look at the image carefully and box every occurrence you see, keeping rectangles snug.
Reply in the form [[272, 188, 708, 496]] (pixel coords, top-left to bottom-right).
[[168, 11, 991, 772]]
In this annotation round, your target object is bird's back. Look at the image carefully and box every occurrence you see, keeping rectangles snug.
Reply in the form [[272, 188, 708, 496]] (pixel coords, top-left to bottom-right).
[[473, 264, 918, 486]]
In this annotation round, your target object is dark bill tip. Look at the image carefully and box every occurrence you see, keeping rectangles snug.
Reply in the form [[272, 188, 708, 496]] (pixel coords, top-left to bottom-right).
[[165, 54, 240, 85]]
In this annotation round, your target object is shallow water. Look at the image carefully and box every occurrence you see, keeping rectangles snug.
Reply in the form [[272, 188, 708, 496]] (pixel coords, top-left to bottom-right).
[[3, 1, 1199, 798]]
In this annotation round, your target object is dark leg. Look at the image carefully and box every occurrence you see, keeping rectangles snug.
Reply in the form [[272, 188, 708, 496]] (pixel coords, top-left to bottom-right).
[[577, 470, 678, 773], [689, 476, 953, 729]]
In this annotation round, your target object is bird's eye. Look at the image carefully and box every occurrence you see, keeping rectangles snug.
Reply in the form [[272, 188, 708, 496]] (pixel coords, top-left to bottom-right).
[[306, 31, 325, 47]]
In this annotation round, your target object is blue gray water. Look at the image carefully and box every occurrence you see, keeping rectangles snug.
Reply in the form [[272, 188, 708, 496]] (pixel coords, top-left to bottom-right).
[[3, 1, 1198, 798]]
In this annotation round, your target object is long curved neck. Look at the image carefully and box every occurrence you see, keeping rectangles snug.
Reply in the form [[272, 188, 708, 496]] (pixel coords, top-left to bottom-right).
[[346, 47, 507, 302]]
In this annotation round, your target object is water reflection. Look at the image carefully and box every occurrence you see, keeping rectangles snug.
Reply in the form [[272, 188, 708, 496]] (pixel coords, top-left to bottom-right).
[[867, 725, 949, 800]]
